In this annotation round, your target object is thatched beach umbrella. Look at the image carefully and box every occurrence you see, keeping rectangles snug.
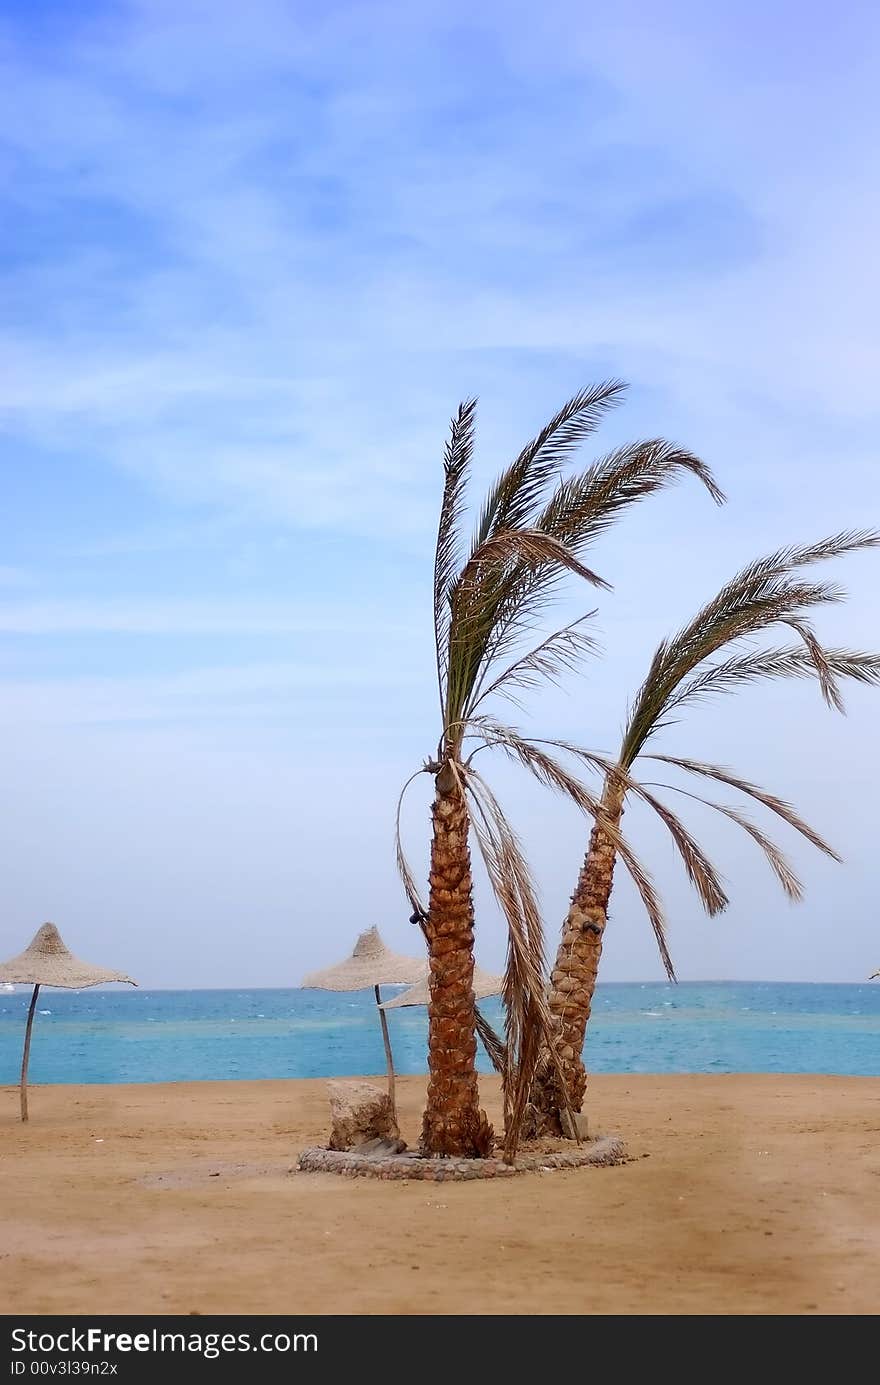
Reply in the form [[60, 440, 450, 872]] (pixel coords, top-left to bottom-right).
[[380, 963, 503, 1011], [301, 926, 426, 1109], [0, 923, 136, 1122]]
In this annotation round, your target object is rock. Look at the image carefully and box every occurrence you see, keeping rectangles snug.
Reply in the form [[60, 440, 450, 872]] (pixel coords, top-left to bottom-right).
[[559, 1109, 590, 1141], [326, 1080, 403, 1152]]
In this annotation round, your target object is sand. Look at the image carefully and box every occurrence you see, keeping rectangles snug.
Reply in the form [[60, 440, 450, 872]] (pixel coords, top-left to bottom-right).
[[1, 1074, 878, 1316]]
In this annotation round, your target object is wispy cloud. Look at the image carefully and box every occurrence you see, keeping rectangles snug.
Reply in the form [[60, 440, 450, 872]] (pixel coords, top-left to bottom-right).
[[3, 0, 877, 538], [0, 657, 426, 727], [0, 598, 419, 636]]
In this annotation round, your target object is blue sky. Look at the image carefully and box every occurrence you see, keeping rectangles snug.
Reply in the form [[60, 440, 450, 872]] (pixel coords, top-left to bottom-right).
[[0, 0, 878, 986]]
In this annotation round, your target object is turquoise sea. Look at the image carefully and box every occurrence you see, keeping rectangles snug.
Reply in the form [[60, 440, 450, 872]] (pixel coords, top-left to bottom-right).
[[1, 982, 878, 1084]]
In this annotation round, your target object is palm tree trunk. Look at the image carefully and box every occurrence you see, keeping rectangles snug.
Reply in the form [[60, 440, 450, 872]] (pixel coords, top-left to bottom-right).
[[420, 768, 495, 1157], [527, 776, 624, 1136]]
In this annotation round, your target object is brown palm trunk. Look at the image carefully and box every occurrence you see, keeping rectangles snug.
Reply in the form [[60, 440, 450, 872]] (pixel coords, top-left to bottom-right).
[[420, 765, 494, 1157], [527, 776, 624, 1136]]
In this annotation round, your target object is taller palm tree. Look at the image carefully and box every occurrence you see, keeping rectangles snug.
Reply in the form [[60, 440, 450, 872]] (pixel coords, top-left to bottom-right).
[[525, 531, 880, 1134], [397, 382, 724, 1159]]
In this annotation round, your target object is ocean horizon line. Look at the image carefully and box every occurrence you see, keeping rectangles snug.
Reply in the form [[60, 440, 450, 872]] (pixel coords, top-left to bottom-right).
[[3, 977, 876, 993]]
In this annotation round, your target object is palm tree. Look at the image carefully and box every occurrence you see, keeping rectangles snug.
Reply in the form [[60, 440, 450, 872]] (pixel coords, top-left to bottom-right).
[[525, 531, 880, 1135], [397, 382, 724, 1159]]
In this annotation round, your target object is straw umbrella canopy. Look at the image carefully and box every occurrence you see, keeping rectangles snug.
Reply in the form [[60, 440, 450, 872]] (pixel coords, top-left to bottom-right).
[[301, 926, 426, 1109], [0, 923, 136, 1122], [380, 963, 503, 1010]]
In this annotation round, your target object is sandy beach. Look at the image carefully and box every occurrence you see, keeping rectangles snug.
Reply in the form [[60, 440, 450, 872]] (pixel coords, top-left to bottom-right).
[[1, 1073, 877, 1316]]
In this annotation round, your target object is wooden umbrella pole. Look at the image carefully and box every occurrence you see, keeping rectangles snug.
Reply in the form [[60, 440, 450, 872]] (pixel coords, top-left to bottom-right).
[[374, 984, 396, 1112], [20, 983, 40, 1123]]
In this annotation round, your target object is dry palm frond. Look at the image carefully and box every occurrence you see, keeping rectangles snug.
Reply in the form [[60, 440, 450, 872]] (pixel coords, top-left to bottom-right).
[[699, 803, 804, 901], [394, 769, 429, 919], [461, 766, 559, 1161], [474, 720, 730, 919], [638, 780, 805, 901], [434, 399, 477, 714], [469, 614, 599, 713], [616, 779, 728, 916], [475, 1005, 507, 1073], [782, 617, 845, 711], [468, 719, 673, 977], [455, 528, 609, 608], [645, 753, 841, 861]]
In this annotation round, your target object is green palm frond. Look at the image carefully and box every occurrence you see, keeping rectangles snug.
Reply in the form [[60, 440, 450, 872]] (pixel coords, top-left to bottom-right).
[[474, 440, 725, 690], [667, 646, 880, 718], [434, 399, 477, 714], [734, 529, 880, 585], [445, 529, 608, 736], [536, 439, 725, 552], [620, 530, 880, 765], [471, 380, 627, 552]]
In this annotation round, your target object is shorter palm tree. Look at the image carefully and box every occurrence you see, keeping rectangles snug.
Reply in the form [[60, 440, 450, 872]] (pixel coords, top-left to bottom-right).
[[524, 530, 880, 1135]]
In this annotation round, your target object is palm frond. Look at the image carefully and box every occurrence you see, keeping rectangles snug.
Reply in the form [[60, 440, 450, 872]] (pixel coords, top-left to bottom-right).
[[645, 754, 841, 861], [446, 529, 608, 732], [535, 438, 725, 555], [469, 719, 674, 977], [619, 530, 877, 765], [668, 646, 880, 717], [733, 529, 880, 586], [474, 439, 725, 684], [782, 617, 845, 712], [394, 769, 429, 919], [471, 380, 627, 552], [434, 399, 477, 713], [619, 779, 728, 916], [479, 727, 727, 919], [638, 780, 805, 902], [469, 613, 599, 714], [461, 766, 560, 1161], [706, 803, 804, 901], [475, 1005, 507, 1073]]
